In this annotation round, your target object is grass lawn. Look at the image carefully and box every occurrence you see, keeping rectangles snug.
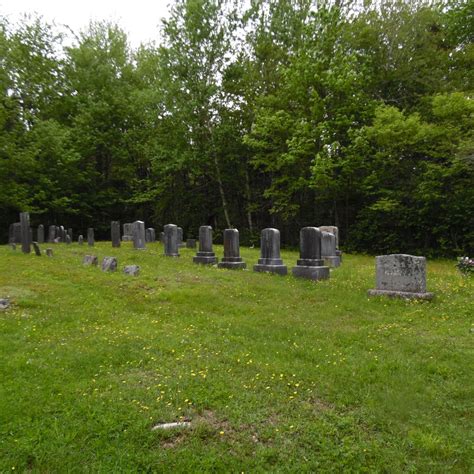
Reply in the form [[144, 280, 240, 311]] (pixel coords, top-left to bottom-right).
[[0, 242, 472, 472]]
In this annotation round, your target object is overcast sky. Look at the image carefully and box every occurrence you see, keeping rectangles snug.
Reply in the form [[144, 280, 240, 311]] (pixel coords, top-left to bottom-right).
[[0, 0, 171, 47]]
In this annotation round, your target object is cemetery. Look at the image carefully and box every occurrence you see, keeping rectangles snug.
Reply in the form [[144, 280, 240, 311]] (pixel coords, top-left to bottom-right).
[[0, 0, 472, 471]]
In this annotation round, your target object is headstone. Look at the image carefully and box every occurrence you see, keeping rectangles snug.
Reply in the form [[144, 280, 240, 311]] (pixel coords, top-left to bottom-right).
[[60, 225, 66, 242], [46, 248, 53, 257], [13, 223, 21, 243], [124, 265, 140, 276], [54, 237, 61, 244], [193, 226, 217, 264], [321, 231, 340, 268], [368, 254, 434, 300], [111, 221, 121, 248], [122, 223, 134, 241], [48, 225, 56, 243], [29, 228, 33, 246], [292, 227, 329, 280], [218, 229, 246, 270], [78, 235, 84, 245], [32, 241, 41, 256], [177, 227, 186, 248], [253, 228, 287, 275], [160, 231, 164, 243], [20, 212, 31, 254], [163, 224, 179, 257], [87, 228, 94, 246], [101, 256, 118, 272], [37, 225, 44, 244], [0, 298, 10, 310], [10, 243, 16, 251], [319, 225, 342, 261], [83, 255, 98, 266], [132, 220, 146, 249], [186, 238, 196, 249], [67, 228, 73, 241], [146, 227, 156, 243], [65, 235, 72, 245]]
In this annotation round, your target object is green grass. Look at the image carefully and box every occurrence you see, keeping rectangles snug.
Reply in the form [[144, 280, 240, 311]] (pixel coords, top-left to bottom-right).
[[0, 242, 472, 472]]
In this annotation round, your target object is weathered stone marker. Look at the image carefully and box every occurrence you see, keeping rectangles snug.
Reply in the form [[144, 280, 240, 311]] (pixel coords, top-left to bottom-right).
[[133, 220, 146, 249], [218, 229, 246, 270], [83, 255, 98, 266], [0, 298, 10, 310], [124, 265, 140, 276], [10, 243, 16, 251], [319, 225, 342, 261], [20, 212, 31, 254], [160, 231, 164, 244], [37, 225, 44, 244], [146, 227, 156, 243], [122, 223, 134, 241], [48, 225, 56, 243], [67, 228, 73, 241], [368, 254, 434, 300], [101, 257, 118, 272], [186, 238, 196, 249], [87, 228, 94, 246], [46, 248, 53, 257], [253, 228, 287, 275], [321, 231, 340, 268], [111, 221, 121, 248], [193, 226, 217, 264], [177, 227, 186, 248], [292, 227, 329, 281], [78, 235, 84, 245], [32, 241, 41, 256], [65, 235, 71, 245], [60, 226, 66, 242], [163, 224, 179, 257]]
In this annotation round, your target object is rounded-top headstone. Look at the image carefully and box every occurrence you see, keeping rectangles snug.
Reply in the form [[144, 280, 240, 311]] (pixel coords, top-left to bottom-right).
[[218, 229, 246, 269], [193, 226, 217, 264], [297, 227, 323, 266], [253, 228, 287, 275], [164, 224, 179, 257]]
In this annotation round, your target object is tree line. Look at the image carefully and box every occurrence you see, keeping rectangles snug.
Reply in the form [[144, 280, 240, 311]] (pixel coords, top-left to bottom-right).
[[1, 0, 472, 255]]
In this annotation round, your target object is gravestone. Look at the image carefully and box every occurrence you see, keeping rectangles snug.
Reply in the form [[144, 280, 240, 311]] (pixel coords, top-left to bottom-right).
[[177, 227, 186, 248], [65, 235, 71, 244], [78, 235, 84, 245], [292, 227, 329, 281], [146, 227, 156, 243], [37, 225, 44, 244], [32, 242, 41, 256], [83, 255, 98, 266], [160, 232, 164, 244], [101, 257, 118, 272], [186, 238, 196, 249], [67, 228, 73, 241], [20, 212, 31, 254], [87, 228, 94, 246], [10, 243, 16, 251], [193, 226, 217, 264], [218, 229, 246, 270], [320, 225, 342, 261], [163, 224, 179, 257], [54, 237, 61, 244], [60, 226, 66, 242], [122, 223, 134, 241], [124, 265, 140, 276], [46, 248, 53, 257], [48, 225, 56, 243], [13, 223, 21, 243], [111, 221, 121, 248], [368, 254, 434, 300], [253, 228, 287, 275], [29, 227, 33, 245], [0, 299, 10, 310], [321, 231, 340, 268], [132, 221, 146, 249]]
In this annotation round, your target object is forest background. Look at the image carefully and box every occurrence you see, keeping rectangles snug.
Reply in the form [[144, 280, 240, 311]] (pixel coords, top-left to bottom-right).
[[0, 0, 472, 255]]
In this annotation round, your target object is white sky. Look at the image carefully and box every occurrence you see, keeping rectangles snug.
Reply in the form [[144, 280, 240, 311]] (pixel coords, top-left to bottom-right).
[[0, 0, 172, 47]]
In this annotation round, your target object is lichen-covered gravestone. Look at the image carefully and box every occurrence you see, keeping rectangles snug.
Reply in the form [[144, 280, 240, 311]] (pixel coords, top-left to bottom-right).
[[292, 227, 329, 281], [124, 265, 140, 276], [218, 229, 246, 270], [83, 255, 98, 266], [253, 228, 287, 275], [368, 254, 434, 300], [101, 257, 117, 272]]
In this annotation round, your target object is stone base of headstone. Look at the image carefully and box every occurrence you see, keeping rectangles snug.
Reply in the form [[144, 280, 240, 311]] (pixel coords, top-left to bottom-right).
[[46, 248, 53, 257], [253, 258, 287, 275], [292, 265, 329, 280], [367, 289, 434, 301], [186, 239, 196, 249], [218, 258, 247, 270], [324, 256, 341, 268], [102, 257, 117, 272], [124, 265, 140, 276], [83, 255, 98, 266], [32, 242, 41, 256], [193, 252, 218, 265]]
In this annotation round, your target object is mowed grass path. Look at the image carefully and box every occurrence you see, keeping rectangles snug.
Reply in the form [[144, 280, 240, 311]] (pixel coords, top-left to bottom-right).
[[0, 242, 472, 472]]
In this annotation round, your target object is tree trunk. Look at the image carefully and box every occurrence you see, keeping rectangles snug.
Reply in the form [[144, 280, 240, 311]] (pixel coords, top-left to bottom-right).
[[213, 153, 231, 229], [244, 167, 254, 233]]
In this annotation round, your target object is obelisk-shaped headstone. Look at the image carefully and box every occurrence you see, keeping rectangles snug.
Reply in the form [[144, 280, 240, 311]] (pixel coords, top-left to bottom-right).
[[132, 221, 146, 249], [163, 224, 179, 257], [87, 228, 94, 246], [111, 221, 121, 248], [20, 212, 31, 254]]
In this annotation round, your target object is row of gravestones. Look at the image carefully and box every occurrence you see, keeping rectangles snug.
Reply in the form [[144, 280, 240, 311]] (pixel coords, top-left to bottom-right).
[[9, 213, 433, 300], [82, 255, 140, 276]]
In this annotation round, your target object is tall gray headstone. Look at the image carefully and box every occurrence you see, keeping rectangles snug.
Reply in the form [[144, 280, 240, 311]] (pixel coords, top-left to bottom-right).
[[13, 223, 21, 243], [163, 224, 179, 257], [368, 254, 434, 300], [320, 225, 342, 261], [60, 226, 66, 242], [122, 223, 134, 241], [87, 228, 94, 246], [67, 228, 73, 241], [253, 228, 287, 275], [292, 227, 329, 280], [321, 231, 340, 268], [65, 235, 71, 245], [132, 220, 146, 249], [111, 221, 121, 248], [48, 225, 56, 243], [160, 231, 165, 244], [146, 227, 156, 243], [20, 212, 31, 254], [218, 229, 246, 270], [177, 227, 185, 248], [193, 226, 217, 264], [37, 225, 44, 244]]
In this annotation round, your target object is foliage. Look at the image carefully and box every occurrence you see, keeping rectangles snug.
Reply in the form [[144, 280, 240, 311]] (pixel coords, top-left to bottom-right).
[[456, 256, 474, 276]]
